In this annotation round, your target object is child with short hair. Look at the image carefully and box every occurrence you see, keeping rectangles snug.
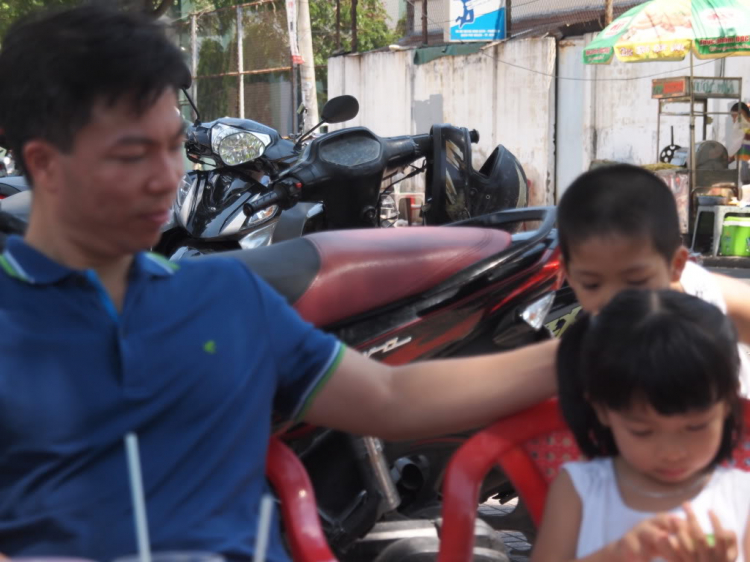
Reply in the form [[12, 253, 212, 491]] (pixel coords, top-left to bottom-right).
[[557, 163, 750, 395], [532, 289, 749, 562]]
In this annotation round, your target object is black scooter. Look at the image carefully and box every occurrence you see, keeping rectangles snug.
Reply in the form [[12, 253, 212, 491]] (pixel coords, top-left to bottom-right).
[[157, 92, 529, 260]]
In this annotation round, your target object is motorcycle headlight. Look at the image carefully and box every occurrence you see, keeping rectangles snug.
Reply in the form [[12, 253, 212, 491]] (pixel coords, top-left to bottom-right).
[[211, 124, 270, 167]]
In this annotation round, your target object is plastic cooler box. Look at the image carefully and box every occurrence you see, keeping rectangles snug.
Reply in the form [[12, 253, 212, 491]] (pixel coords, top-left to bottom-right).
[[720, 216, 750, 257]]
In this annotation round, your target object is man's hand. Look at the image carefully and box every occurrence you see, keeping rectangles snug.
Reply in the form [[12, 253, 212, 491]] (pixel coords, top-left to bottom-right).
[[713, 273, 750, 346]]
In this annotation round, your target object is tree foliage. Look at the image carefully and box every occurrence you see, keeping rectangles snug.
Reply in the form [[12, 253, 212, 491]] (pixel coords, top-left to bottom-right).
[[0, 0, 176, 40], [0, 0, 396, 119], [310, 0, 397, 66]]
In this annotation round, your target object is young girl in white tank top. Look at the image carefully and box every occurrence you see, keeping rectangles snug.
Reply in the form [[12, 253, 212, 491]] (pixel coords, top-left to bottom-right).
[[531, 290, 750, 562]]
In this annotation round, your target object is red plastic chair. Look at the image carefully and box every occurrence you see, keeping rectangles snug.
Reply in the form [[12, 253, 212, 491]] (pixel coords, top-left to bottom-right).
[[265, 437, 337, 562], [437, 398, 750, 562]]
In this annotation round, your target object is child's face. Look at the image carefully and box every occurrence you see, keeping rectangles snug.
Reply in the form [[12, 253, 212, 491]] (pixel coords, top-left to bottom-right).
[[563, 235, 687, 314], [594, 400, 729, 485]]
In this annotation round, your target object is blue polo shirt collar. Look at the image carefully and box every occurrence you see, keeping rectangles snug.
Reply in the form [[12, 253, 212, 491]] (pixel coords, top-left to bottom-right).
[[0, 235, 177, 285]]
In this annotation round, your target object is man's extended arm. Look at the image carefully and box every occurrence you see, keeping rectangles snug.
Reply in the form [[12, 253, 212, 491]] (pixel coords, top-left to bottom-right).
[[303, 338, 558, 440], [713, 272, 750, 345]]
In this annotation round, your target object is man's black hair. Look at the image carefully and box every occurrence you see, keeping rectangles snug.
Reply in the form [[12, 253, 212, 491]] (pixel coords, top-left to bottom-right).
[[0, 5, 190, 177], [557, 164, 683, 263], [557, 289, 742, 465]]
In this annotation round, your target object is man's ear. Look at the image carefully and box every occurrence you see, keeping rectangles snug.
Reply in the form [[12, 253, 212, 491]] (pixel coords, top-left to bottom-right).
[[670, 246, 689, 284], [23, 140, 62, 193]]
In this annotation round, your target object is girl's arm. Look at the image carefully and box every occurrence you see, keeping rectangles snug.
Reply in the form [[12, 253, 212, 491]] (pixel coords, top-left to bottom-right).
[[530, 470, 583, 562]]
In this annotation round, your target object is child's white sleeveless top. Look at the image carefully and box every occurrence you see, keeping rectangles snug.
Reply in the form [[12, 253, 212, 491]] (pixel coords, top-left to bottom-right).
[[565, 457, 750, 561]]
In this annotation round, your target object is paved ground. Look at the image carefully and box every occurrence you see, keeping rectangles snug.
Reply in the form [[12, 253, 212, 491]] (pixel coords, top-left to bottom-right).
[[482, 498, 533, 561], [711, 267, 750, 280], [490, 266, 750, 560]]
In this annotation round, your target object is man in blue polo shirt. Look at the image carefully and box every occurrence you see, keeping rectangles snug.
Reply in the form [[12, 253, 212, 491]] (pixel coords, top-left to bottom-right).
[[0, 6, 557, 561]]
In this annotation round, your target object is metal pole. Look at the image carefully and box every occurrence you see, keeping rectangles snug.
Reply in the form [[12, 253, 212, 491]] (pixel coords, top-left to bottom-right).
[[505, 0, 511, 38], [191, 13, 198, 110], [336, 0, 340, 51], [739, 81, 743, 191], [298, 0, 319, 127], [352, 0, 358, 52], [237, 5, 245, 119], [689, 50, 696, 227], [422, 0, 428, 45], [657, 99, 662, 162], [605, 0, 614, 26], [291, 58, 298, 136]]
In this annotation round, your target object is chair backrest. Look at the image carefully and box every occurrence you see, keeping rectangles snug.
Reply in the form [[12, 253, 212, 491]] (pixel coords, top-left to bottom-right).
[[265, 437, 337, 562], [436, 398, 750, 562]]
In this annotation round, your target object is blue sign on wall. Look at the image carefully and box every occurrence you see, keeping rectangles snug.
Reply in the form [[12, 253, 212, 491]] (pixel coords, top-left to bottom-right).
[[449, 0, 506, 42]]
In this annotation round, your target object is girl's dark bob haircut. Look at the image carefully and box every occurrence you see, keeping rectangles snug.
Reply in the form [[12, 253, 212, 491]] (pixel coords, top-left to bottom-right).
[[557, 289, 742, 464]]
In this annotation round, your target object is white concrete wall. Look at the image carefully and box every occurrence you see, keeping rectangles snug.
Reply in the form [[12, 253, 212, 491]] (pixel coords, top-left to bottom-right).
[[328, 38, 557, 205], [553, 33, 750, 199], [330, 33, 750, 204]]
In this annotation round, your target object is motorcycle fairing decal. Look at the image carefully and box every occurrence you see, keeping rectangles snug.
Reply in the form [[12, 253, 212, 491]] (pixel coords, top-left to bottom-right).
[[545, 305, 582, 338], [364, 336, 413, 358]]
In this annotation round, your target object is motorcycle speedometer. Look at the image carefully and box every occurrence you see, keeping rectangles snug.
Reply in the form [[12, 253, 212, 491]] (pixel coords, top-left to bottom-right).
[[210, 123, 271, 167]]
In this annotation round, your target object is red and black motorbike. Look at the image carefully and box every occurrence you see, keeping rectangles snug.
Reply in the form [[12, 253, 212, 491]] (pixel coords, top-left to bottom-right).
[[217, 204, 566, 561]]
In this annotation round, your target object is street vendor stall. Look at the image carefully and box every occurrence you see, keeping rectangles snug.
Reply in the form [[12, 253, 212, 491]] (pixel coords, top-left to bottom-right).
[[651, 75, 742, 235], [584, 0, 750, 255]]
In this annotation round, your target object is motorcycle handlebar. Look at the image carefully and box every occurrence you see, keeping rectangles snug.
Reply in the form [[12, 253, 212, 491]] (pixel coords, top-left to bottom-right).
[[243, 181, 297, 217]]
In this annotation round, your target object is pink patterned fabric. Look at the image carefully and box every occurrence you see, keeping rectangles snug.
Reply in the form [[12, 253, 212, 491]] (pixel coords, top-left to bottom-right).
[[523, 430, 750, 484]]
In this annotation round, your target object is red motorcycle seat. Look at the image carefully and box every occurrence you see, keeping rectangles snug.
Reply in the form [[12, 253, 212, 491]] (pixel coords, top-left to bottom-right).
[[293, 227, 510, 326], [219, 226, 511, 327]]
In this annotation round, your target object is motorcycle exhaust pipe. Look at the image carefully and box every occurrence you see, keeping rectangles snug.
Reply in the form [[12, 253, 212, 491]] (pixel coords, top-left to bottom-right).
[[392, 456, 429, 493], [360, 436, 401, 514]]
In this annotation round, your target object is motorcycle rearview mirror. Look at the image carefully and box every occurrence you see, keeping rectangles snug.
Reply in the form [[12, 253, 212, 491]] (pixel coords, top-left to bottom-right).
[[294, 95, 359, 149], [179, 68, 201, 125], [321, 95, 359, 124], [182, 88, 201, 125]]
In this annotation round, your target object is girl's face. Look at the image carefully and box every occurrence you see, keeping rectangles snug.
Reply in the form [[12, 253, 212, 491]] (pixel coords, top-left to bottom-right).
[[594, 400, 730, 485]]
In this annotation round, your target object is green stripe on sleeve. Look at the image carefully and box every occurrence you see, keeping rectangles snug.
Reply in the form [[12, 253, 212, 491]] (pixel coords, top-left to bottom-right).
[[0, 255, 26, 281], [146, 252, 180, 271], [294, 343, 347, 423]]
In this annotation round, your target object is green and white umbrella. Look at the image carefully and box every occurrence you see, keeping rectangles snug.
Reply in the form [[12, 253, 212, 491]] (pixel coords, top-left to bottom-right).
[[584, 0, 750, 65]]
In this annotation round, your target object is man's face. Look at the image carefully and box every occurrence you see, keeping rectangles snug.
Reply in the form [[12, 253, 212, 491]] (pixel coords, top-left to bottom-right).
[[563, 235, 687, 314], [38, 89, 185, 257]]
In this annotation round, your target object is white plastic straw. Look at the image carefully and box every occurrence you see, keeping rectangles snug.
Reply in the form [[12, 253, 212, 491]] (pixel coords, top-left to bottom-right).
[[252, 495, 275, 562], [125, 433, 153, 562]]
